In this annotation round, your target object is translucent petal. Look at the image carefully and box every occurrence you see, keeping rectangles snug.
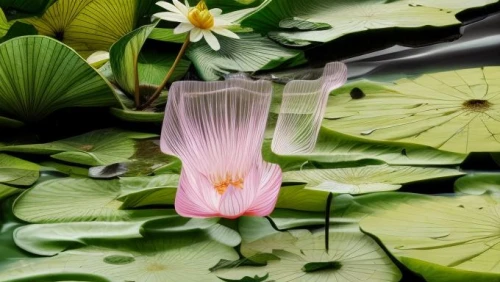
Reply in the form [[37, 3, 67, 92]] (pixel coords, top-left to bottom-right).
[[212, 27, 239, 39], [175, 168, 220, 218], [202, 30, 220, 51], [152, 11, 189, 23], [272, 62, 348, 155], [174, 22, 193, 34], [173, 0, 189, 16], [190, 28, 203, 42], [245, 162, 282, 216]]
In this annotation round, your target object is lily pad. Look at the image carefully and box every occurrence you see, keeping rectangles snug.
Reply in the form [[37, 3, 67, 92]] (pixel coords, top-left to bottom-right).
[[454, 173, 500, 201], [0, 235, 239, 282], [186, 32, 306, 81], [359, 192, 500, 279], [242, 0, 493, 45], [263, 127, 466, 167], [22, 0, 146, 57], [1, 129, 157, 166], [219, 221, 402, 282], [118, 174, 179, 208], [0, 35, 116, 125], [323, 67, 500, 154], [12, 178, 165, 223], [0, 154, 39, 187], [283, 164, 464, 194]]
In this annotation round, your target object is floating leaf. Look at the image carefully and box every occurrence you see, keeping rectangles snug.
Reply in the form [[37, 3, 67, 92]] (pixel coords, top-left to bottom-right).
[[0, 36, 116, 125], [454, 173, 500, 201], [360, 192, 500, 279], [12, 178, 165, 223], [1, 129, 157, 166], [1, 235, 239, 282], [218, 225, 402, 282], [118, 174, 179, 208], [323, 67, 500, 154], [186, 33, 306, 81], [283, 164, 464, 194], [242, 0, 493, 45], [0, 154, 39, 187]]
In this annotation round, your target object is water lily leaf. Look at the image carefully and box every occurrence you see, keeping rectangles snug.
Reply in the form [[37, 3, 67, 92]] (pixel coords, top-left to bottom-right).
[[409, 0, 498, 9], [0, 235, 239, 282], [323, 67, 500, 154], [0, 36, 116, 125], [0, 8, 9, 37], [1, 129, 157, 166], [110, 22, 190, 102], [0, 154, 39, 187], [263, 127, 466, 167], [0, 185, 20, 201], [22, 0, 143, 57], [359, 192, 500, 278], [242, 0, 493, 45], [118, 174, 179, 208], [186, 33, 306, 81], [276, 185, 330, 212], [218, 225, 402, 282], [149, 28, 186, 43], [12, 178, 166, 223], [454, 173, 500, 201], [283, 164, 464, 194]]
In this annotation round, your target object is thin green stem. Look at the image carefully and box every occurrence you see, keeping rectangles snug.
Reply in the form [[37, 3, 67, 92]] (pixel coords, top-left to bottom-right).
[[137, 34, 190, 110], [325, 192, 333, 253]]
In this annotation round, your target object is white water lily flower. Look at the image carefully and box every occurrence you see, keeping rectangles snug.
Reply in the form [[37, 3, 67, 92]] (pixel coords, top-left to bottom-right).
[[153, 0, 239, 51]]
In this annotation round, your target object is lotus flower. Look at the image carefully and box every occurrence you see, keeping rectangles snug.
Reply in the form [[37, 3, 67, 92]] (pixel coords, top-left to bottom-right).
[[160, 79, 282, 219]]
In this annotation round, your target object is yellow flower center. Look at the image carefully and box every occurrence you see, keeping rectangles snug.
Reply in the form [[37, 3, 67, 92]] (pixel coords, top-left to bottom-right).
[[188, 1, 214, 29], [214, 177, 244, 195]]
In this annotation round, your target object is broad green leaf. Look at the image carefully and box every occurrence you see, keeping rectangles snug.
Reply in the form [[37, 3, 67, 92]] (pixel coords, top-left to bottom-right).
[[0, 36, 116, 124], [0, 116, 24, 128], [86, 51, 109, 68], [360, 192, 500, 277], [109, 107, 165, 122], [109, 21, 190, 102], [149, 28, 186, 44], [323, 67, 500, 154], [283, 164, 464, 194], [263, 127, 466, 167], [1, 129, 157, 166], [0, 185, 20, 201], [118, 174, 179, 208], [0, 235, 239, 282], [218, 227, 402, 282], [22, 0, 139, 57], [454, 173, 500, 202], [276, 185, 330, 212], [12, 178, 166, 223], [0, 154, 39, 187], [186, 33, 306, 81], [242, 0, 492, 45], [0, 8, 9, 37], [40, 161, 89, 177]]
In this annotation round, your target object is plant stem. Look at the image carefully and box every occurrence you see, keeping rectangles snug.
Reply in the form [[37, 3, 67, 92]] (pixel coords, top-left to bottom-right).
[[325, 192, 333, 253], [137, 34, 190, 110]]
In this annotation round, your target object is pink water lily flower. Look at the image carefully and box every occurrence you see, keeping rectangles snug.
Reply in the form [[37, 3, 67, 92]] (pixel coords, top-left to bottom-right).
[[160, 79, 282, 219]]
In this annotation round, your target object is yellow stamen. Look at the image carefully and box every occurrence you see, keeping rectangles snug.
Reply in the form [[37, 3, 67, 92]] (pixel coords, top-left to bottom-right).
[[214, 177, 244, 195], [188, 0, 214, 29]]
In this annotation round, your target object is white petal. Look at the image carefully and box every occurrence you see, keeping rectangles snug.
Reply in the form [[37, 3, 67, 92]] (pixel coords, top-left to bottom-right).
[[184, 0, 190, 8], [153, 12, 189, 23], [156, 1, 182, 13], [174, 23, 194, 34], [214, 18, 233, 27], [210, 8, 222, 16], [190, 28, 203, 42], [211, 28, 239, 39], [202, 30, 220, 51], [173, 0, 189, 16]]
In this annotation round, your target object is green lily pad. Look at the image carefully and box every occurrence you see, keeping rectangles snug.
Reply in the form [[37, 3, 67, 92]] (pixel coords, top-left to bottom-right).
[[0, 35, 116, 125], [0, 235, 239, 282], [186, 32, 306, 81], [323, 67, 500, 154], [360, 192, 500, 279], [22, 0, 151, 57], [118, 174, 179, 208], [242, 0, 494, 45], [263, 127, 466, 167], [12, 178, 166, 223], [0, 154, 39, 187], [283, 164, 464, 194], [454, 173, 500, 201], [219, 219, 402, 281], [1, 129, 157, 166]]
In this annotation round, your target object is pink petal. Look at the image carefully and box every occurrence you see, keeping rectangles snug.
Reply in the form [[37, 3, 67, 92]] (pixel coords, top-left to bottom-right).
[[218, 185, 255, 219], [174, 168, 220, 218], [271, 62, 348, 155], [161, 79, 273, 182], [245, 162, 282, 216]]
